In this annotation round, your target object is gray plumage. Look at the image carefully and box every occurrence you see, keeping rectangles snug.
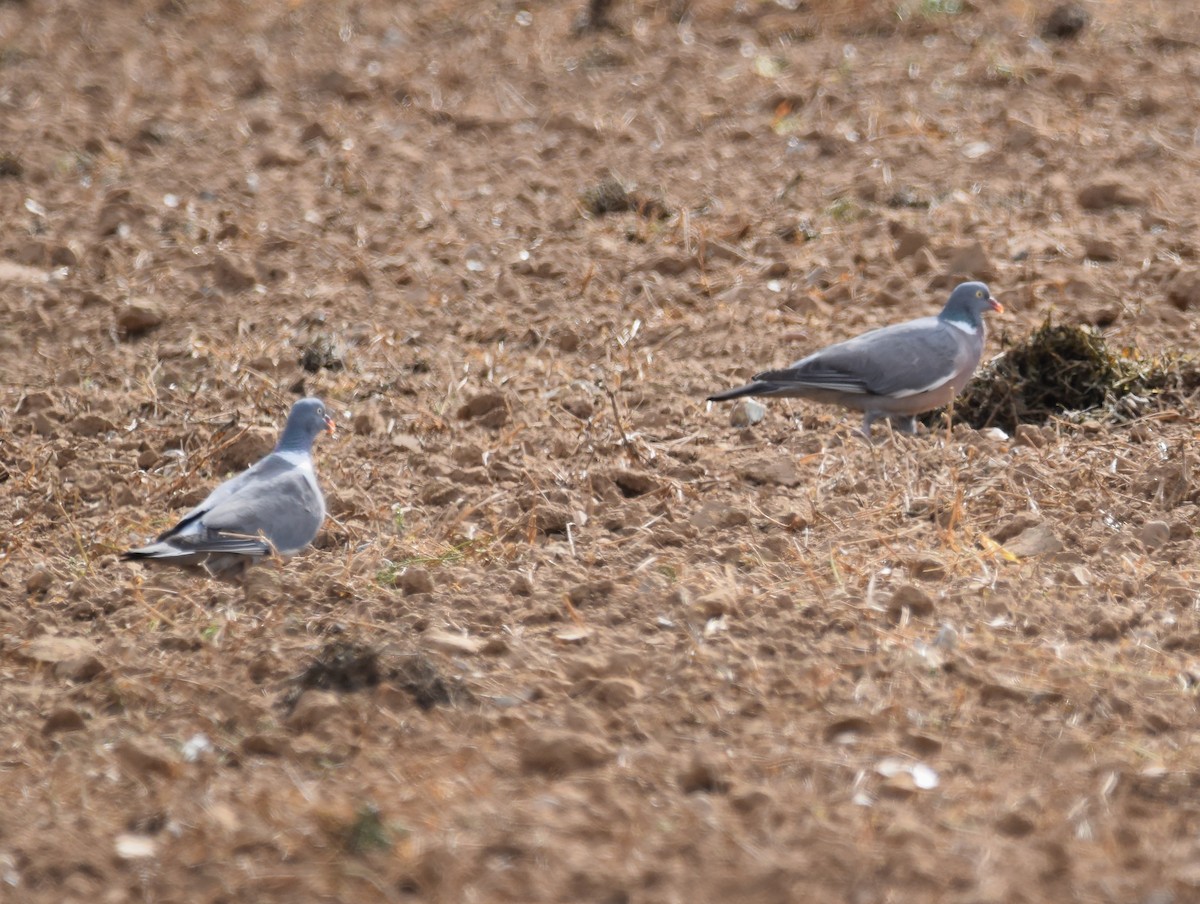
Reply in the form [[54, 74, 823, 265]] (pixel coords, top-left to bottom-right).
[[122, 398, 334, 576], [708, 282, 1003, 435]]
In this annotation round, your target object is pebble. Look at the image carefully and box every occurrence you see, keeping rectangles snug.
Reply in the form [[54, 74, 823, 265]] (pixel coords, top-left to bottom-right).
[[285, 690, 343, 733], [42, 707, 87, 735], [739, 457, 802, 487], [396, 567, 434, 596], [729, 399, 765, 428], [518, 729, 613, 775], [113, 737, 182, 780], [425, 629, 484, 655], [887, 584, 935, 621], [1077, 178, 1145, 211], [117, 300, 164, 336], [1138, 520, 1171, 550], [25, 568, 53, 595]]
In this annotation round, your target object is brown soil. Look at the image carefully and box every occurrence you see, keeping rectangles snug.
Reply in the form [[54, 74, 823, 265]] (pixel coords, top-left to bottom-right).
[[4, 1, 1200, 901]]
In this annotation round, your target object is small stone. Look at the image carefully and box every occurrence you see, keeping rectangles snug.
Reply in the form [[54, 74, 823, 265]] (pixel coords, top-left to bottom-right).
[[114, 834, 159, 861], [1041, 2, 1089, 40], [20, 635, 98, 666], [117, 301, 164, 337], [729, 399, 766, 428], [424, 629, 484, 655], [16, 390, 54, 414], [1077, 179, 1145, 211], [1004, 523, 1064, 558], [286, 690, 343, 733], [396, 568, 434, 596], [568, 579, 616, 607], [904, 556, 947, 581], [589, 677, 642, 707], [645, 254, 695, 277], [691, 590, 735, 620], [298, 335, 346, 373], [1170, 520, 1194, 542], [909, 246, 939, 276], [257, 145, 302, 168], [611, 470, 658, 497], [481, 637, 510, 656], [457, 392, 509, 428], [42, 707, 87, 735], [995, 810, 1037, 837], [1014, 424, 1047, 448], [31, 411, 58, 437], [943, 241, 994, 281], [352, 411, 385, 436], [1082, 237, 1119, 262], [1138, 520, 1171, 550], [891, 223, 930, 260], [25, 568, 53, 595], [740, 457, 802, 487], [58, 655, 105, 683], [678, 752, 731, 794], [457, 392, 505, 419], [316, 69, 370, 102], [877, 772, 918, 799], [113, 737, 182, 779], [887, 584, 935, 621], [1166, 270, 1200, 311], [518, 730, 613, 775], [210, 254, 256, 293], [70, 413, 117, 436], [240, 733, 293, 757]]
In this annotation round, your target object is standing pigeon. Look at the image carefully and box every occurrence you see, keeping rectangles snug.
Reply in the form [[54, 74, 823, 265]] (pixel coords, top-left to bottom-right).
[[707, 282, 1002, 436], [122, 398, 335, 576]]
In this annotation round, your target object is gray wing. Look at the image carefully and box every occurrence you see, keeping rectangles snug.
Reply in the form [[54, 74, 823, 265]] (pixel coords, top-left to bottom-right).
[[160, 454, 325, 555], [200, 462, 325, 555], [161, 453, 284, 540], [758, 317, 976, 399]]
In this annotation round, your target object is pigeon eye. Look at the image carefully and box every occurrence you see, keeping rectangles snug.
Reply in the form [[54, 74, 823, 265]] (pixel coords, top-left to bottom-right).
[[976, 290, 983, 297]]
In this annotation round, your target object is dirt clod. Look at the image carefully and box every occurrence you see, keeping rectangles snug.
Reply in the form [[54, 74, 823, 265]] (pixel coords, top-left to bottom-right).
[[293, 641, 381, 696], [518, 729, 614, 775], [42, 707, 87, 735], [887, 584, 935, 621], [117, 300, 164, 337], [7, 2, 1200, 901], [582, 176, 670, 219], [298, 336, 346, 373], [1042, 3, 1090, 40]]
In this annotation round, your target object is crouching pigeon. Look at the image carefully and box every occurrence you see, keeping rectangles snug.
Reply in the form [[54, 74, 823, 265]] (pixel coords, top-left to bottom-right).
[[708, 281, 1002, 435], [122, 397, 335, 576]]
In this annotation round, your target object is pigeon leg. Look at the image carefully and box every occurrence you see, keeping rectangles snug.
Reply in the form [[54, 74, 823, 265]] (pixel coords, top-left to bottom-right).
[[859, 411, 880, 439]]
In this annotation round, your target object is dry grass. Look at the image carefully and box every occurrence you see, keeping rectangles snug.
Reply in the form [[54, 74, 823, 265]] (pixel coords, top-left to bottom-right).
[[3, 0, 1200, 902]]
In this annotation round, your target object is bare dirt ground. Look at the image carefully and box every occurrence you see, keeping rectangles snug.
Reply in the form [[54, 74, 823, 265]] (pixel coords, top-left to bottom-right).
[[5, 0, 1200, 901]]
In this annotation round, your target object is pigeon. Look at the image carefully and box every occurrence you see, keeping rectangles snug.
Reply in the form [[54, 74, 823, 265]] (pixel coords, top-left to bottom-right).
[[708, 281, 1003, 436], [122, 397, 335, 576]]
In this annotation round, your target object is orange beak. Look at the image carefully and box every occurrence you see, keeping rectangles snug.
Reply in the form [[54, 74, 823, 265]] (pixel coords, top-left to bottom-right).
[[323, 415, 336, 438], [989, 297, 1004, 314]]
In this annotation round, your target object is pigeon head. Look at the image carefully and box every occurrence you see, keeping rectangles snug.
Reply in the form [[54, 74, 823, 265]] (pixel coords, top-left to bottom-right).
[[939, 281, 1003, 329], [276, 397, 335, 452]]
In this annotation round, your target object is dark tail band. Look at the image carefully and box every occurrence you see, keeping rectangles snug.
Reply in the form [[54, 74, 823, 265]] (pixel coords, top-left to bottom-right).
[[707, 382, 769, 403]]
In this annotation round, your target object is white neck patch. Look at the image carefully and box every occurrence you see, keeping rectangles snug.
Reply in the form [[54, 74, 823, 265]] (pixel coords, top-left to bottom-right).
[[276, 449, 313, 469], [947, 319, 978, 336]]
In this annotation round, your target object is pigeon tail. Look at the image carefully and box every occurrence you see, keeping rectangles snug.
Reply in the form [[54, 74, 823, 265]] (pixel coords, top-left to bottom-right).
[[707, 382, 771, 403]]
